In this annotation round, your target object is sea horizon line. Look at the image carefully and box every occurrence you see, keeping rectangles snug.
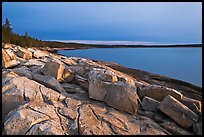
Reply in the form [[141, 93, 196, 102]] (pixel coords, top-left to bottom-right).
[[46, 40, 202, 46]]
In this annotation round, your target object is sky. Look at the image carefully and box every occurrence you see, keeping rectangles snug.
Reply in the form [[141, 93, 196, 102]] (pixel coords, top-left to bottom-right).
[[2, 2, 202, 43]]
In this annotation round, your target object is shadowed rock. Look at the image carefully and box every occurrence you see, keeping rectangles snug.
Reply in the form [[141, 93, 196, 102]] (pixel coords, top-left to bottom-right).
[[160, 121, 193, 135], [12, 67, 32, 79], [180, 96, 202, 114], [141, 96, 160, 112], [75, 75, 89, 91], [61, 83, 86, 94], [193, 113, 202, 135]]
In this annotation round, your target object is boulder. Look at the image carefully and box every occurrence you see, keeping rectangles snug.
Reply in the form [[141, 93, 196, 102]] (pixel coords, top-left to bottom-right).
[[3, 44, 14, 49], [158, 95, 199, 128], [138, 85, 183, 101], [160, 121, 193, 135], [24, 59, 45, 66], [33, 50, 49, 58], [41, 61, 74, 82], [88, 68, 140, 115], [141, 96, 160, 112], [32, 74, 66, 93], [2, 49, 20, 68], [16, 48, 32, 60], [62, 57, 78, 66]]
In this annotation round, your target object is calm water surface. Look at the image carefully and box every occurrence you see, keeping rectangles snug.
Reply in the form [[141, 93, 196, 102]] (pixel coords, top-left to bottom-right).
[[58, 48, 202, 87]]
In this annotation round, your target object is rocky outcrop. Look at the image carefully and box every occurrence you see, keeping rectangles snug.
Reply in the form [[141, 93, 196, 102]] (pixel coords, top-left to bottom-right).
[[78, 103, 170, 135], [16, 47, 32, 60], [4, 101, 67, 135], [2, 75, 66, 119], [138, 85, 202, 114], [2, 44, 202, 135]]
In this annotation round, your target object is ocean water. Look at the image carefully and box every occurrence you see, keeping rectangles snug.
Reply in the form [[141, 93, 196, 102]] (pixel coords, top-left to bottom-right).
[[58, 47, 202, 87]]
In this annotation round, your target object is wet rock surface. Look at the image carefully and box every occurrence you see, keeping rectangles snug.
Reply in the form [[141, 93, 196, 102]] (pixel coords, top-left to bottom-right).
[[2, 43, 202, 135]]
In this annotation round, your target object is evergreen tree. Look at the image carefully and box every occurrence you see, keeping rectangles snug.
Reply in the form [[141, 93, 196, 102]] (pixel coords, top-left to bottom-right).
[[25, 32, 28, 37], [4, 18, 12, 30], [2, 18, 13, 43]]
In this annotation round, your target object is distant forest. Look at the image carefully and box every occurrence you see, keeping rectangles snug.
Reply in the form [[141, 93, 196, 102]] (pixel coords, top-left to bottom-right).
[[2, 18, 92, 48]]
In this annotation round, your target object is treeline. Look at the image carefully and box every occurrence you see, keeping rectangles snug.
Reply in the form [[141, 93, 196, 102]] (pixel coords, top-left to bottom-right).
[[2, 18, 91, 48]]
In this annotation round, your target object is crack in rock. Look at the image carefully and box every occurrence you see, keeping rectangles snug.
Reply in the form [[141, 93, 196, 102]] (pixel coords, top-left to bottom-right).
[[53, 107, 66, 134], [25, 119, 49, 135]]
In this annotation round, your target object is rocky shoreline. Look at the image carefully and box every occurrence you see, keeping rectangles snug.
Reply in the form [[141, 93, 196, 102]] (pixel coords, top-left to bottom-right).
[[2, 43, 202, 135]]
